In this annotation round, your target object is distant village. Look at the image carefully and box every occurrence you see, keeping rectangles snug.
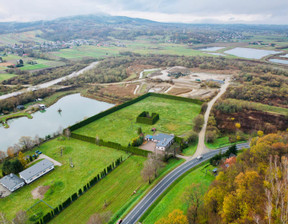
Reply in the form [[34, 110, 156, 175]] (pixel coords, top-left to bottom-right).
[[0, 39, 127, 56]]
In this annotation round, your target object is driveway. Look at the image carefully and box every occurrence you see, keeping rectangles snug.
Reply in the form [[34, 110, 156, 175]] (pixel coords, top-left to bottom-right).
[[32, 154, 62, 166]]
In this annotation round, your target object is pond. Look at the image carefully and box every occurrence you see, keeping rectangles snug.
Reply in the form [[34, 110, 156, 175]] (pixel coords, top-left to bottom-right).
[[0, 93, 114, 151], [224, 47, 280, 59], [269, 59, 288, 65], [200, 47, 225, 52]]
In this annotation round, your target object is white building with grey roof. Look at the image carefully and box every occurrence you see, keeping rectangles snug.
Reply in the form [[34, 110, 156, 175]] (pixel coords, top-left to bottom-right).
[[0, 173, 25, 192], [145, 133, 174, 151], [19, 159, 54, 184]]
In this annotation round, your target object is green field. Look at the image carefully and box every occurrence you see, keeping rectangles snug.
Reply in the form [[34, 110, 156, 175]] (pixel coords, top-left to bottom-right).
[[142, 163, 215, 223], [52, 40, 212, 60], [0, 138, 127, 221], [0, 73, 16, 81], [73, 96, 201, 145]]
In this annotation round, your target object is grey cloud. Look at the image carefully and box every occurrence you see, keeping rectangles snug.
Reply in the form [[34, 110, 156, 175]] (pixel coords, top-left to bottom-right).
[[0, 0, 287, 24]]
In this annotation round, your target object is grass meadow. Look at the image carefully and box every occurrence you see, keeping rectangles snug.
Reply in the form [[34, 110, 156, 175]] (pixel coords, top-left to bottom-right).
[[0, 138, 127, 221], [73, 96, 201, 145]]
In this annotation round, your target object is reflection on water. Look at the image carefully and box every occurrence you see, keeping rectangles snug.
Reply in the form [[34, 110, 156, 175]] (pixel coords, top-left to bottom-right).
[[224, 47, 280, 59], [0, 93, 114, 151]]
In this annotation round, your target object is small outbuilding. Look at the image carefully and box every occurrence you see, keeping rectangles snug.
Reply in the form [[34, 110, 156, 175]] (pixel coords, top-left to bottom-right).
[[0, 173, 25, 192], [16, 105, 25, 110]]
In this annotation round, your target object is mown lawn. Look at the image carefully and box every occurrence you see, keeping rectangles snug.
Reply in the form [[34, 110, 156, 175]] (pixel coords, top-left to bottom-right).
[[50, 157, 183, 224], [142, 163, 215, 224], [182, 142, 198, 156], [0, 138, 127, 221], [73, 96, 201, 145]]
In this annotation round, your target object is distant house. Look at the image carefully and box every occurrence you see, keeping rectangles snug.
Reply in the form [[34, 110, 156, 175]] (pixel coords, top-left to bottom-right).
[[206, 79, 225, 85], [19, 159, 54, 184], [39, 104, 46, 110], [16, 105, 25, 110], [145, 133, 174, 151], [0, 173, 25, 192]]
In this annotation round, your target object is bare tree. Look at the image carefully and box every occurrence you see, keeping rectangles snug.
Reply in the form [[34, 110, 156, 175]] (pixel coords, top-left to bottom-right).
[[265, 156, 288, 224], [141, 153, 164, 184], [13, 144, 22, 154], [13, 210, 27, 224], [64, 129, 71, 139], [18, 136, 34, 150], [0, 151, 6, 162], [87, 211, 112, 224], [34, 135, 41, 147], [184, 183, 203, 224]]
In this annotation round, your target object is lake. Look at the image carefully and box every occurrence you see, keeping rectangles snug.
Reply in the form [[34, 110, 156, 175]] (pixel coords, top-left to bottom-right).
[[269, 59, 288, 65], [0, 93, 114, 151], [224, 47, 280, 59], [200, 47, 225, 52]]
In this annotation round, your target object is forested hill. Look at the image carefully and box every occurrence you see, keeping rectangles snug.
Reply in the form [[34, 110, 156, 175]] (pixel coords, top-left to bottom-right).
[[1, 15, 288, 43]]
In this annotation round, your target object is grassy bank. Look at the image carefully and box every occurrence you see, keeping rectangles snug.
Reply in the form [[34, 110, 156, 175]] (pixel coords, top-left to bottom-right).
[[0, 112, 32, 128]]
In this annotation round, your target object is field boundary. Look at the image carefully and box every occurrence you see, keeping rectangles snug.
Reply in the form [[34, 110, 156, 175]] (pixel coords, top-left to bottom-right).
[[71, 133, 149, 157]]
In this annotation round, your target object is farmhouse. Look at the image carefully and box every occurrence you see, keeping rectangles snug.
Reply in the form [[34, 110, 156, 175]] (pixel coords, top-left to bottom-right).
[[19, 159, 54, 184], [0, 173, 25, 192], [145, 133, 174, 151]]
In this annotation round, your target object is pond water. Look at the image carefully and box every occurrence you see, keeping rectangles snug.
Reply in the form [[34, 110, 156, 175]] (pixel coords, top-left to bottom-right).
[[224, 47, 280, 59], [269, 59, 288, 65], [0, 93, 114, 151], [200, 47, 225, 52]]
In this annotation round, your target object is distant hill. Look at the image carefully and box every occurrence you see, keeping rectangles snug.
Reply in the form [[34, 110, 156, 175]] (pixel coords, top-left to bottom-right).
[[0, 14, 287, 43]]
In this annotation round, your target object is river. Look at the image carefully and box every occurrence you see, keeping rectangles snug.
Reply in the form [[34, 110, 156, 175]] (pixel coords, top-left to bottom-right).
[[0, 93, 114, 151]]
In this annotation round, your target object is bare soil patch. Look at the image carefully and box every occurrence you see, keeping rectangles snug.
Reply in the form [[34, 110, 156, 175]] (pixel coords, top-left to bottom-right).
[[168, 87, 193, 95], [32, 185, 50, 199]]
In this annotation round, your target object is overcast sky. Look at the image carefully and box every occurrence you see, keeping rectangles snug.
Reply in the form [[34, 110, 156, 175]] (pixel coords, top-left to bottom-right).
[[0, 0, 287, 24]]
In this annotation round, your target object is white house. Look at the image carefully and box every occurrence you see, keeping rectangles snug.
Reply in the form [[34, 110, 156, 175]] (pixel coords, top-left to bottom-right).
[[19, 159, 54, 184]]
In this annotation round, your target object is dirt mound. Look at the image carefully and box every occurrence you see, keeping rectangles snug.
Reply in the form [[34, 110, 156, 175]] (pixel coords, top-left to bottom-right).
[[31, 186, 50, 199]]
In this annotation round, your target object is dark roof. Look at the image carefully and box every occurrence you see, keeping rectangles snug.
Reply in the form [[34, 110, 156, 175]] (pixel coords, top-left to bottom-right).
[[19, 159, 54, 180], [0, 173, 24, 190]]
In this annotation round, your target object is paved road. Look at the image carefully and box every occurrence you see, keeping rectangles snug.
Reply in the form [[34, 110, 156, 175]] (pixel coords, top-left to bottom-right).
[[0, 61, 99, 100], [122, 142, 249, 224]]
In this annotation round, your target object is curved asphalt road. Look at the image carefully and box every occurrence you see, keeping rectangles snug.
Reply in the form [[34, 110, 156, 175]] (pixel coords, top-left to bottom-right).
[[122, 142, 250, 224]]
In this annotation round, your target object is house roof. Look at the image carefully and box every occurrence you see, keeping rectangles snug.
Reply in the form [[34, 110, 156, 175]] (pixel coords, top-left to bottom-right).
[[145, 133, 174, 148], [0, 173, 24, 190], [19, 159, 54, 180]]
